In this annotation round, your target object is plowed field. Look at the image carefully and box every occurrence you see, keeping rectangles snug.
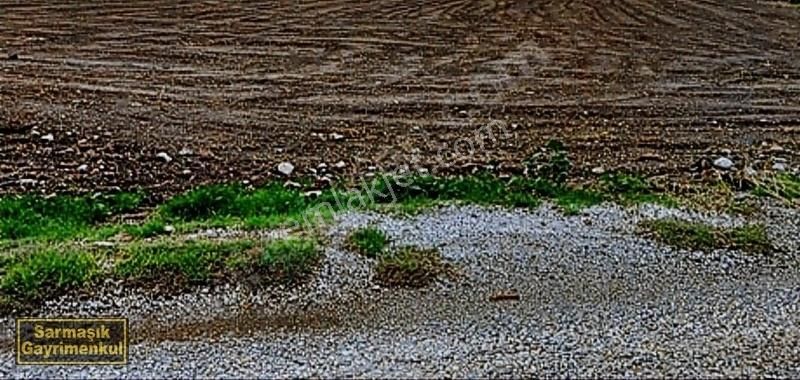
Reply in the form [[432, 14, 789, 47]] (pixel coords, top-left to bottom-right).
[[1, 0, 799, 195]]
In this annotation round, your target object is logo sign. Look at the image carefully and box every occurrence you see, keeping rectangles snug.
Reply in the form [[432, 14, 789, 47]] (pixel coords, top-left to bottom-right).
[[16, 318, 128, 365]]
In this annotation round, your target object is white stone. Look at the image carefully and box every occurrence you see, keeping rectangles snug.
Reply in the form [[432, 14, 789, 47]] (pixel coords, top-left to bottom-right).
[[156, 152, 173, 163], [278, 162, 295, 176], [41, 133, 54, 142], [334, 161, 346, 169], [713, 157, 734, 170], [178, 148, 194, 156], [772, 163, 787, 172], [77, 164, 89, 172], [591, 166, 606, 175], [164, 225, 176, 233], [331, 133, 345, 141]]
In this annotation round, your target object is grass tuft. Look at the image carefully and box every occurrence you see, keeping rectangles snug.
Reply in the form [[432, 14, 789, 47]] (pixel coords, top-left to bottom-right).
[[641, 219, 775, 254], [1, 249, 97, 302], [346, 226, 389, 258], [115, 240, 255, 283], [374, 246, 450, 287], [259, 238, 321, 281]]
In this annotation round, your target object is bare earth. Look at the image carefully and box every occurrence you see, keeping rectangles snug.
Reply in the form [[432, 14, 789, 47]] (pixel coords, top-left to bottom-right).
[[1, 0, 799, 196]]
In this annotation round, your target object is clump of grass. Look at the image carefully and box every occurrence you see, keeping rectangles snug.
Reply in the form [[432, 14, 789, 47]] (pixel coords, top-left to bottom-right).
[[374, 246, 450, 287], [346, 226, 389, 258], [1, 249, 98, 302], [370, 174, 541, 211], [641, 219, 775, 254], [115, 240, 256, 283], [753, 173, 800, 204], [124, 219, 169, 239], [599, 173, 676, 207], [160, 183, 319, 229], [259, 238, 321, 281], [0, 192, 142, 241]]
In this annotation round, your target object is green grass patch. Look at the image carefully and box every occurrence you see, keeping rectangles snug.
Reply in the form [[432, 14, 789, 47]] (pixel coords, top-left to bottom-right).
[[115, 240, 256, 283], [641, 219, 775, 254], [599, 173, 677, 207], [753, 173, 800, 204], [0, 192, 142, 241], [123, 219, 169, 239], [259, 238, 321, 281], [346, 226, 389, 258], [161, 183, 308, 221], [374, 246, 451, 287], [371, 174, 541, 210], [1, 249, 97, 302]]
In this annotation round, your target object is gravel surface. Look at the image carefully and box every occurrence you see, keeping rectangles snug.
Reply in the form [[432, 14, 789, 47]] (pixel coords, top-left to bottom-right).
[[2, 202, 799, 378]]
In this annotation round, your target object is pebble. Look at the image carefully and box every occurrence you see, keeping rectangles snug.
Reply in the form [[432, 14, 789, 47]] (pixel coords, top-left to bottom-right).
[[713, 157, 734, 170], [156, 152, 173, 163], [278, 162, 295, 176], [334, 161, 347, 169], [40, 133, 54, 142]]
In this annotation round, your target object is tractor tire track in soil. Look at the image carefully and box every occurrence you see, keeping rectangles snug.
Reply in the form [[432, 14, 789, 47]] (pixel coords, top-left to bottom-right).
[[1, 0, 799, 195]]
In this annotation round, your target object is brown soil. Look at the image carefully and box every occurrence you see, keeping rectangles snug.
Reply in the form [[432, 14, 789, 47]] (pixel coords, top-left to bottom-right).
[[1, 0, 799, 196]]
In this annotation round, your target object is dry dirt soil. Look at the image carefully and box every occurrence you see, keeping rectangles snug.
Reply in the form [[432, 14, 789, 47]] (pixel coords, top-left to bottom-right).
[[1, 0, 799, 196]]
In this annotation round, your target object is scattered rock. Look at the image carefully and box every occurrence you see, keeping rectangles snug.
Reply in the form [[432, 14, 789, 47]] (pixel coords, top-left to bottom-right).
[[330, 133, 345, 141], [284, 180, 302, 189], [591, 166, 606, 175], [18, 179, 38, 186], [334, 161, 347, 169], [156, 152, 173, 163], [40, 133, 54, 142], [164, 225, 176, 234], [278, 162, 295, 176], [772, 163, 787, 172], [77, 164, 89, 172], [767, 145, 785, 154], [713, 157, 734, 170], [93, 241, 116, 248], [178, 148, 194, 156]]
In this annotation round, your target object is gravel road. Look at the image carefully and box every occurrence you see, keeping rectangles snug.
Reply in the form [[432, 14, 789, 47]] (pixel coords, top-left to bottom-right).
[[2, 202, 799, 378]]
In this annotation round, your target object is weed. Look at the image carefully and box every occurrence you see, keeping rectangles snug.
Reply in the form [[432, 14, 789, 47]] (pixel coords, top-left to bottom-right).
[[641, 219, 775, 254], [524, 139, 572, 184], [374, 246, 450, 287], [346, 227, 389, 258]]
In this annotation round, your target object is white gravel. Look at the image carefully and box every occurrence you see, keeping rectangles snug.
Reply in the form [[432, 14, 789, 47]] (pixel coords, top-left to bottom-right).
[[1, 201, 799, 378]]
